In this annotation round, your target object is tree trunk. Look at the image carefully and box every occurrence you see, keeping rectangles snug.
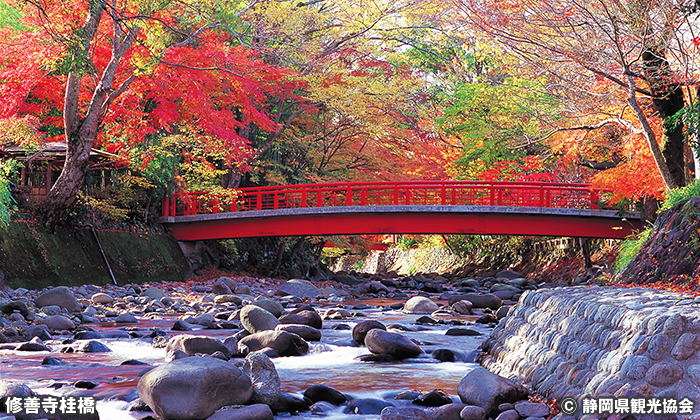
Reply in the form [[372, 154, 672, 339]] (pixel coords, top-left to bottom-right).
[[642, 48, 687, 188], [222, 169, 242, 188], [626, 74, 678, 191], [38, 136, 93, 229], [578, 237, 591, 269]]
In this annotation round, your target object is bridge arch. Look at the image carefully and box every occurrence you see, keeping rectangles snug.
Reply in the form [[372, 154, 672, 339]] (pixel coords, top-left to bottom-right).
[[160, 181, 641, 240]]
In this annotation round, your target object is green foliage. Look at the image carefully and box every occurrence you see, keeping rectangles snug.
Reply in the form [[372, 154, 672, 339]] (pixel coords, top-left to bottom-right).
[[445, 235, 531, 268], [0, 159, 20, 228], [396, 235, 420, 250], [614, 228, 653, 273], [217, 239, 240, 265], [659, 178, 700, 212], [0, 2, 23, 30]]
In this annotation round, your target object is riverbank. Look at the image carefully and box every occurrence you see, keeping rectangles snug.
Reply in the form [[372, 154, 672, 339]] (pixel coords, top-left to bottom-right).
[[0, 221, 190, 290]]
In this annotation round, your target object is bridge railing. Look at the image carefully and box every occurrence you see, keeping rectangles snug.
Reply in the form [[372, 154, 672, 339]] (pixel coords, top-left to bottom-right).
[[162, 181, 612, 217]]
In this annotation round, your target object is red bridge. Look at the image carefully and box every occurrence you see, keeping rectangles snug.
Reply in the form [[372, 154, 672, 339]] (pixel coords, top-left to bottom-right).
[[160, 180, 641, 240]]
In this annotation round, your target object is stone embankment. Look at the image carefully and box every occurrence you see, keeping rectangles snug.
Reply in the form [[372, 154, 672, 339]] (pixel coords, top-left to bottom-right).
[[482, 286, 700, 408]]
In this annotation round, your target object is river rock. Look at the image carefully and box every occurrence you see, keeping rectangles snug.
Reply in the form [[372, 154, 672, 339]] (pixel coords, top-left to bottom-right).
[[429, 402, 467, 420], [403, 297, 439, 314], [0, 300, 30, 317], [0, 380, 32, 398], [279, 308, 322, 329], [211, 280, 232, 295], [243, 351, 280, 406], [345, 398, 394, 414], [380, 407, 429, 420], [365, 329, 422, 359], [35, 287, 80, 312], [279, 279, 320, 298], [252, 298, 284, 318], [452, 300, 473, 315], [115, 312, 139, 324], [239, 330, 309, 356], [21, 325, 51, 341], [172, 319, 194, 331], [138, 356, 253, 420], [457, 367, 528, 416], [143, 287, 167, 300], [217, 276, 237, 291], [240, 305, 280, 333], [15, 337, 51, 352], [214, 294, 243, 306], [495, 409, 521, 420], [207, 404, 273, 420], [40, 315, 75, 331], [166, 334, 230, 357], [495, 270, 522, 280], [445, 328, 480, 336], [353, 320, 387, 345], [460, 405, 487, 420], [303, 384, 347, 405], [270, 392, 312, 413], [412, 389, 451, 406], [75, 340, 111, 353], [514, 401, 550, 418], [275, 324, 322, 341], [235, 284, 251, 295], [91, 293, 113, 304], [448, 293, 502, 310], [332, 272, 364, 285]]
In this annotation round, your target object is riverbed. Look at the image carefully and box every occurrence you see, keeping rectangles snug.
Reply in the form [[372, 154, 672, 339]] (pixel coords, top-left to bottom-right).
[[0, 295, 492, 420]]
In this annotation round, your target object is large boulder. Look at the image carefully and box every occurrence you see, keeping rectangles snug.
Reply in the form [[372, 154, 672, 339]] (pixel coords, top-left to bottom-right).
[[275, 324, 322, 341], [40, 315, 76, 331], [447, 293, 502, 310], [403, 297, 439, 314], [303, 384, 347, 406], [243, 351, 280, 406], [34, 287, 79, 312], [352, 320, 386, 345], [138, 356, 253, 420], [165, 335, 230, 357], [239, 330, 309, 357], [457, 367, 528, 417], [279, 279, 320, 298], [240, 305, 280, 334], [365, 329, 422, 359], [279, 307, 322, 329], [0, 380, 33, 398], [252, 299, 284, 318]]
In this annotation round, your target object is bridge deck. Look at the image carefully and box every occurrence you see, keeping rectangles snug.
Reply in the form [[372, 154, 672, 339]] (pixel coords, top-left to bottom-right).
[[160, 205, 641, 240]]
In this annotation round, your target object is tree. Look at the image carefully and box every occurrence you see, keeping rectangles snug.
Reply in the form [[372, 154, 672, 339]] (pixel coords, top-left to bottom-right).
[[455, 0, 700, 192], [0, 0, 299, 228], [234, 0, 463, 185]]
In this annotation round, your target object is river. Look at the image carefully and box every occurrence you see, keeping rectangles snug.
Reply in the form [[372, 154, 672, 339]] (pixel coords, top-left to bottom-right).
[[0, 297, 491, 420]]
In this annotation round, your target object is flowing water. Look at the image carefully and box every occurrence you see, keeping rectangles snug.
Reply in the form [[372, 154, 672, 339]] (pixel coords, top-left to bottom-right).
[[0, 301, 491, 420]]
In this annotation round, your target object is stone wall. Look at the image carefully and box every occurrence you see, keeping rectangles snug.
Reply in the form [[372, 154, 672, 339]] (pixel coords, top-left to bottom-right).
[[327, 247, 460, 275], [0, 221, 190, 289], [481, 286, 700, 406]]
